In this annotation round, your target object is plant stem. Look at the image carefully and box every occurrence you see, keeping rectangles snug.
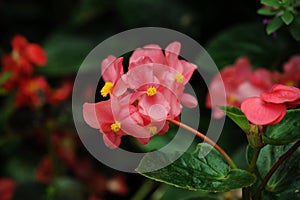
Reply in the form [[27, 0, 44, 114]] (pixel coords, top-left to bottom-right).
[[254, 141, 300, 199], [131, 179, 156, 200], [168, 119, 237, 169], [249, 148, 261, 173], [242, 148, 261, 200]]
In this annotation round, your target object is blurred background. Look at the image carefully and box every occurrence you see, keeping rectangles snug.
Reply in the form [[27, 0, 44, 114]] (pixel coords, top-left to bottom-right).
[[0, 0, 299, 199]]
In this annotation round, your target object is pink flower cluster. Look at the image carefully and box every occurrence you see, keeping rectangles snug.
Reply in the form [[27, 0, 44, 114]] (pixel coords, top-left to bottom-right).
[[83, 42, 198, 148], [206, 56, 300, 118]]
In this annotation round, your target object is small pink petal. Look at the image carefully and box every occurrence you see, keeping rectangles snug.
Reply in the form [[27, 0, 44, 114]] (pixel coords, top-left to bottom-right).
[[83, 103, 100, 129], [241, 97, 286, 125], [102, 132, 121, 149], [261, 84, 300, 104], [101, 56, 124, 83], [165, 41, 181, 57], [181, 93, 198, 108]]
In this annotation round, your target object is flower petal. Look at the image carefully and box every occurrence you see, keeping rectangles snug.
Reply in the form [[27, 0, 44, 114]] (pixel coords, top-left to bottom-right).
[[181, 93, 198, 108], [25, 44, 47, 66], [102, 132, 121, 149], [83, 103, 101, 129], [261, 84, 300, 104], [241, 97, 286, 125]]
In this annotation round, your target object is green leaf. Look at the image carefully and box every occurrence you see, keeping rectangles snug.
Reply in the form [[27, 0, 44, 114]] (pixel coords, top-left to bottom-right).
[[206, 23, 292, 69], [256, 143, 300, 198], [137, 143, 255, 192], [158, 185, 217, 200], [263, 109, 300, 145], [257, 7, 278, 16], [281, 11, 294, 25], [266, 17, 283, 35], [261, 0, 281, 7], [219, 106, 250, 133], [0, 72, 11, 86], [37, 34, 95, 77], [289, 14, 300, 41]]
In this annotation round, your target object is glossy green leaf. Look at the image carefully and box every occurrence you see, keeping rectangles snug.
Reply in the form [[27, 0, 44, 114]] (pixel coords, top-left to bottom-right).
[[158, 185, 217, 200], [137, 143, 255, 192], [219, 106, 250, 133], [281, 11, 294, 25], [261, 0, 281, 7], [263, 109, 300, 145], [256, 143, 300, 198], [257, 7, 278, 16], [266, 17, 283, 35]]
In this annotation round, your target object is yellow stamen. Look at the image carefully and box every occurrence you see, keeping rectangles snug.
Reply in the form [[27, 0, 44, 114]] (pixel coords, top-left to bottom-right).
[[175, 72, 184, 83], [228, 96, 236, 104], [146, 86, 157, 96], [111, 121, 121, 132], [285, 80, 295, 86], [12, 50, 20, 63], [148, 126, 157, 135], [100, 82, 113, 97]]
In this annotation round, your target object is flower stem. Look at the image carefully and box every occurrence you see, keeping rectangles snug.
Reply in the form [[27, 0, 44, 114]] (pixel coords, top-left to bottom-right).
[[242, 148, 261, 200], [254, 141, 300, 199], [168, 119, 237, 169], [249, 148, 261, 173]]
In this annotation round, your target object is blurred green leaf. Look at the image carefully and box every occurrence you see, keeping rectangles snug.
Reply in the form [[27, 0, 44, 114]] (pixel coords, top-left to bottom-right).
[[206, 23, 290, 69], [257, 7, 278, 16], [5, 157, 36, 182], [0, 72, 11, 85], [137, 143, 255, 192], [12, 181, 47, 200], [48, 177, 85, 200], [281, 11, 294, 25], [256, 143, 300, 198], [219, 106, 250, 133], [266, 17, 283, 35], [263, 109, 300, 145], [261, 0, 281, 7], [289, 14, 300, 41], [37, 34, 95, 77]]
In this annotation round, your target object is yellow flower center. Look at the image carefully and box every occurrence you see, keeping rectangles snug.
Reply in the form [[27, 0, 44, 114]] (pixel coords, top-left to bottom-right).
[[146, 86, 157, 96], [175, 72, 184, 83], [148, 125, 157, 135], [100, 82, 113, 97], [285, 80, 295, 86], [228, 96, 236, 104], [12, 50, 20, 63], [111, 121, 121, 132]]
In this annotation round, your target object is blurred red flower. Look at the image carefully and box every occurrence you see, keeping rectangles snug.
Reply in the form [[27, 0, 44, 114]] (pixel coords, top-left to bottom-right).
[[0, 178, 16, 200]]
